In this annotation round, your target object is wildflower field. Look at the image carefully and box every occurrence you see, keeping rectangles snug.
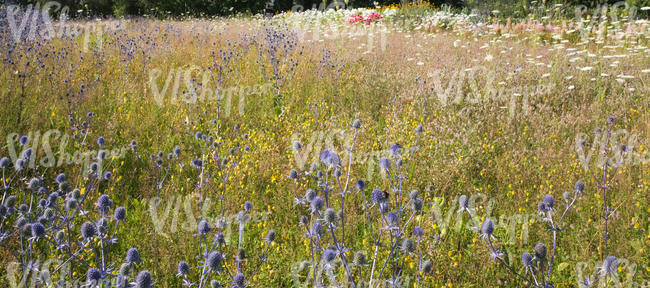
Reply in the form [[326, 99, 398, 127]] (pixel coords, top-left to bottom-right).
[[0, 1, 649, 288]]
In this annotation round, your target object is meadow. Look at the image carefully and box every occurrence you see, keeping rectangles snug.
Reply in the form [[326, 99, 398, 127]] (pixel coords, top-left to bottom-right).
[[0, 2, 649, 288]]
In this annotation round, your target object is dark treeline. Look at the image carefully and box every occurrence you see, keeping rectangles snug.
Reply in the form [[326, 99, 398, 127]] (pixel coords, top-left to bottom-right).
[[5, 0, 650, 17]]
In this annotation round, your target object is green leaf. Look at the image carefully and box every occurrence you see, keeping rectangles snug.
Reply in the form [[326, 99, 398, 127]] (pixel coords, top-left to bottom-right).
[[558, 262, 569, 272]]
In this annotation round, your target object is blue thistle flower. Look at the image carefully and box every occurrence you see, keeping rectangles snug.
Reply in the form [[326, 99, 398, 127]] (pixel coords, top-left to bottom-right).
[[0, 157, 9, 169], [371, 189, 388, 204], [81, 222, 96, 239], [195, 131, 202, 140], [413, 226, 424, 238], [114, 207, 126, 221], [534, 242, 547, 261], [232, 273, 245, 288], [207, 251, 223, 271], [355, 180, 366, 191], [598, 256, 618, 279], [542, 194, 554, 210], [192, 158, 203, 168], [97, 137, 105, 147], [310, 196, 323, 213], [288, 169, 298, 180], [574, 180, 585, 193], [31, 222, 46, 238], [243, 201, 252, 212], [310, 222, 323, 238], [265, 230, 276, 243], [15, 159, 25, 171], [103, 171, 112, 181], [386, 212, 399, 227], [126, 248, 141, 264], [135, 270, 152, 288], [55, 173, 66, 184], [352, 119, 361, 129], [378, 157, 390, 171], [292, 141, 301, 151], [173, 146, 181, 157], [415, 125, 424, 133], [97, 195, 112, 211], [19, 136, 29, 146], [322, 248, 337, 263], [86, 268, 102, 285], [177, 261, 190, 276], [198, 220, 211, 235], [480, 218, 494, 240], [389, 143, 402, 158], [521, 252, 533, 268]]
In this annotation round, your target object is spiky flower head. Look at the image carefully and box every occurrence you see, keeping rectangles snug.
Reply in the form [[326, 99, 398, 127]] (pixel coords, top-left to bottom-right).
[[401, 238, 414, 253], [135, 270, 152, 288], [598, 256, 618, 279], [322, 248, 337, 263], [352, 119, 361, 129], [521, 252, 533, 268], [0, 157, 9, 169], [324, 208, 337, 224], [481, 218, 494, 237], [353, 251, 367, 266], [386, 212, 399, 227], [320, 149, 341, 168], [55, 173, 66, 184], [19, 136, 29, 146], [81, 222, 96, 239], [292, 141, 302, 151], [413, 226, 424, 238], [310, 196, 323, 213], [371, 189, 388, 204], [420, 260, 433, 273], [389, 143, 402, 158], [534, 242, 547, 261], [243, 201, 252, 212], [198, 219, 211, 235], [97, 195, 112, 212], [288, 169, 298, 180], [232, 273, 245, 288], [378, 157, 390, 171], [126, 248, 141, 264], [310, 222, 323, 238], [177, 261, 190, 276], [119, 263, 130, 276], [114, 207, 126, 221], [304, 189, 316, 202], [542, 194, 554, 210], [265, 230, 276, 243], [415, 125, 424, 133], [574, 180, 585, 193], [31, 222, 46, 238], [207, 252, 223, 272], [86, 268, 102, 285]]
